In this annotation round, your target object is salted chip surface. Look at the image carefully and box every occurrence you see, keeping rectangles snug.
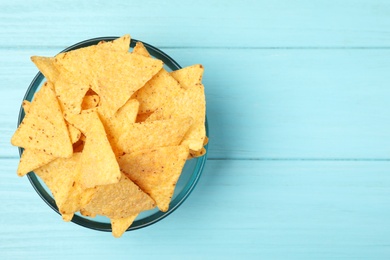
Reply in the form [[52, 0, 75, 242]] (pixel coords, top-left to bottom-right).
[[11, 82, 72, 158], [147, 85, 206, 151], [116, 117, 193, 154], [134, 69, 183, 114], [79, 111, 121, 188], [118, 145, 189, 212], [34, 153, 81, 216], [132, 41, 151, 58], [81, 94, 100, 110], [93, 51, 163, 116], [30, 56, 59, 82], [170, 64, 204, 90], [83, 173, 156, 219], [64, 108, 98, 135], [17, 149, 56, 177], [111, 214, 138, 238]]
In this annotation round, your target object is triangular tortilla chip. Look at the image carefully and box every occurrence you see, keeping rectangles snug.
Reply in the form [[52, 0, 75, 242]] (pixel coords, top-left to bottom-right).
[[17, 149, 56, 177], [116, 117, 193, 154], [132, 41, 151, 58], [83, 172, 156, 218], [147, 85, 206, 151], [30, 56, 59, 82], [98, 99, 139, 154], [64, 108, 98, 135], [170, 64, 204, 90], [118, 145, 189, 212], [93, 51, 163, 116], [11, 82, 72, 158], [111, 214, 138, 238], [34, 153, 82, 215], [134, 69, 183, 113], [79, 111, 121, 188]]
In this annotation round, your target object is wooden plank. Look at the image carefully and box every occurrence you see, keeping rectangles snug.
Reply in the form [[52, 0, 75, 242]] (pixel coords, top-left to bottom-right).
[[1, 158, 390, 259], [1, 0, 390, 48], [3, 48, 390, 159]]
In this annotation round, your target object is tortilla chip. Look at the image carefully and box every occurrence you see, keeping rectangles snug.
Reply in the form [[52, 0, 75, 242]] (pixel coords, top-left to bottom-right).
[[11, 82, 73, 158], [188, 147, 207, 160], [134, 69, 183, 114], [170, 64, 204, 90], [34, 153, 81, 213], [79, 111, 121, 188], [111, 214, 138, 238], [30, 56, 59, 82], [136, 112, 153, 123], [93, 51, 163, 116], [22, 100, 31, 113], [133, 42, 151, 58], [17, 149, 56, 177], [80, 208, 96, 218], [98, 99, 139, 154], [118, 145, 189, 212], [62, 213, 74, 222], [116, 117, 193, 154], [81, 94, 100, 110], [147, 85, 206, 151], [83, 172, 156, 218], [64, 108, 98, 135]]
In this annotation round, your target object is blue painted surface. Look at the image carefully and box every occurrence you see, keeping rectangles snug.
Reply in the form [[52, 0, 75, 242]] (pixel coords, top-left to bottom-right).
[[1, 1, 390, 259]]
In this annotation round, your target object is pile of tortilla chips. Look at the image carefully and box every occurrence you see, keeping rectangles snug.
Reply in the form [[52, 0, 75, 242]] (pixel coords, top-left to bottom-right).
[[11, 34, 207, 238]]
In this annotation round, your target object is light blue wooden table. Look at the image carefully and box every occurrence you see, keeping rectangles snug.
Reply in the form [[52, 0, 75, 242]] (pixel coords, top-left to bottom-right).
[[1, 1, 390, 259]]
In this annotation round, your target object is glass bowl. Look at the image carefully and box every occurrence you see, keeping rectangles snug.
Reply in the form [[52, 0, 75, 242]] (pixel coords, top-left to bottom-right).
[[17, 36, 208, 232]]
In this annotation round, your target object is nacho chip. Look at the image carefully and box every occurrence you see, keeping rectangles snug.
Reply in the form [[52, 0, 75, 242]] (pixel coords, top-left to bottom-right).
[[111, 214, 138, 238], [80, 208, 96, 218], [34, 153, 81, 214], [188, 147, 207, 160], [136, 112, 153, 123], [147, 84, 206, 151], [118, 145, 189, 212], [24, 99, 80, 144], [170, 64, 204, 90], [98, 99, 139, 154], [30, 56, 59, 82], [81, 94, 100, 110], [134, 69, 183, 114], [133, 41, 151, 58], [79, 111, 121, 188], [116, 117, 193, 154], [64, 108, 98, 135], [62, 213, 74, 222], [93, 51, 163, 116], [11, 82, 73, 158], [83, 172, 155, 218], [17, 149, 56, 177]]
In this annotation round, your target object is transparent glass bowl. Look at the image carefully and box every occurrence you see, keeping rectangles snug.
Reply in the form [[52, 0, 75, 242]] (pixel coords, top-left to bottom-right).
[[17, 37, 208, 232]]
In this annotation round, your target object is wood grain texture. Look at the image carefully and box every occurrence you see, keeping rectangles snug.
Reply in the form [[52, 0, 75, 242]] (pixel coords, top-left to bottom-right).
[[1, 159, 390, 259], [1, 0, 390, 48], [1, 0, 390, 259]]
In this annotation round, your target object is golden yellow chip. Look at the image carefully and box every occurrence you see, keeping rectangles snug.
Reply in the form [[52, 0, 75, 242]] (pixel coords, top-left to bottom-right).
[[17, 149, 56, 177], [111, 214, 138, 238], [24, 99, 80, 144], [34, 153, 81, 216], [98, 99, 139, 154], [134, 69, 183, 114], [147, 84, 206, 151], [79, 111, 121, 188], [80, 208, 96, 218], [132, 42, 151, 58], [170, 64, 204, 90], [30, 56, 59, 82], [118, 145, 189, 212], [116, 117, 193, 154], [61, 213, 74, 222], [64, 108, 98, 135], [92, 51, 163, 116], [81, 94, 100, 110], [135, 112, 153, 123], [188, 147, 207, 160], [11, 82, 73, 158], [83, 172, 156, 219]]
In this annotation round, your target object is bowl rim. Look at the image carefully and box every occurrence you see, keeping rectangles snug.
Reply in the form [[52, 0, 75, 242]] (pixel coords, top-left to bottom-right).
[[17, 36, 209, 232]]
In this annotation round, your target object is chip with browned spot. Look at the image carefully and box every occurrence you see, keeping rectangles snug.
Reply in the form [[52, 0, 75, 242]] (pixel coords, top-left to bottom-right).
[[118, 145, 189, 212]]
